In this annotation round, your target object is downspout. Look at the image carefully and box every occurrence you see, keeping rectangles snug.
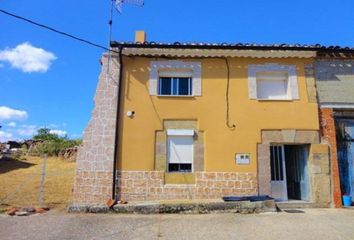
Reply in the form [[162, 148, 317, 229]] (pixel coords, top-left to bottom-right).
[[112, 46, 123, 200]]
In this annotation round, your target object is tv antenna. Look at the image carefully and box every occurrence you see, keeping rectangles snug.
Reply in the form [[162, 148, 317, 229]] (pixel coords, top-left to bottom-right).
[[107, 0, 144, 78]]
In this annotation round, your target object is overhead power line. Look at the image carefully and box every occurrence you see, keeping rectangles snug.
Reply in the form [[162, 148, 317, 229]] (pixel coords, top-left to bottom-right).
[[0, 9, 120, 53]]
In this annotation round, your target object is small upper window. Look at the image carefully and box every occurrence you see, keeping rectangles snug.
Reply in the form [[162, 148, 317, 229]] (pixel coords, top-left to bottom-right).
[[248, 64, 299, 100], [158, 77, 192, 96], [256, 72, 289, 100]]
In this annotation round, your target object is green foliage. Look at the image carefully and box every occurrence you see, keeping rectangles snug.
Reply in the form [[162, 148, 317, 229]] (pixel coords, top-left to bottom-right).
[[33, 128, 82, 157], [33, 128, 61, 141]]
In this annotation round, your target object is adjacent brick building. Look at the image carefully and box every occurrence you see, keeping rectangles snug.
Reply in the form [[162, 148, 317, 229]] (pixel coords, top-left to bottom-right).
[[315, 59, 354, 207]]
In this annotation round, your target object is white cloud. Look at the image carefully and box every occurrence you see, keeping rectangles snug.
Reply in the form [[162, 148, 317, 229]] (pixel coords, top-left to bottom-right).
[[0, 42, 56, 73], [7, 122, 16, 127], [0, 106, 28, 121], [15, 125, 67, 138], [50, 129, 67, 137], [17, 125, 38, 137], [0, 130, 13, 142]]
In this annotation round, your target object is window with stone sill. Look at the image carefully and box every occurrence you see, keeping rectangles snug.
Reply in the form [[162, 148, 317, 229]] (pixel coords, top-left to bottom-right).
[[248, 64, 299, 100], [149, 60, 202, 97]]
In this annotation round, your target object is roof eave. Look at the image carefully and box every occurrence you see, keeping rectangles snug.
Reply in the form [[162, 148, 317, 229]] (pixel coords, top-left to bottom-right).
[[110, 41, 354, 55]]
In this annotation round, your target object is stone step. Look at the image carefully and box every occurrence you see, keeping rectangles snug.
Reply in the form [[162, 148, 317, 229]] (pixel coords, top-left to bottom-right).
[[276, 201, 328, 210]]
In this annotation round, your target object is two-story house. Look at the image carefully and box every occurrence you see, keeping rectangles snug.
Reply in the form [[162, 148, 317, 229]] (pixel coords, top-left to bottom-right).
[[72, 31, 350, 208]]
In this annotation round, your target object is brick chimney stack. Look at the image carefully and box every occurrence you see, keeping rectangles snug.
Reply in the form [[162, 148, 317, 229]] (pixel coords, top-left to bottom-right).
[[135, 31, 146, 43]]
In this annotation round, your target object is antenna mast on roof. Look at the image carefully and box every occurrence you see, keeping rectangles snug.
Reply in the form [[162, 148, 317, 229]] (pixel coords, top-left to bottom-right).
[[107, 0, 144, 77]]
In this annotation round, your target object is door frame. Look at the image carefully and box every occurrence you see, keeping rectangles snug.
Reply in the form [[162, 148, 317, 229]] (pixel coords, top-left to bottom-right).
[[285, 145, 310, 201]]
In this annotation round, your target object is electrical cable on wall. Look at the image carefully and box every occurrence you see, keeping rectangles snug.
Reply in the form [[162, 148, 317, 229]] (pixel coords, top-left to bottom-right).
[[224, 58, 236, 129]]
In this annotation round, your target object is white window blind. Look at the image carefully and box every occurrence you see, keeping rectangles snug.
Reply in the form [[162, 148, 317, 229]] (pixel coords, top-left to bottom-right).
[[248, 64, 299, 100], [256, 72, 289, 99], [168, 136, 193, 164], [167, 129, 194, 136]]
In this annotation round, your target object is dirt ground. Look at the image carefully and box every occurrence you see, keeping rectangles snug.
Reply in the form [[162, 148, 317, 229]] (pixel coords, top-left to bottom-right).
[[0, 209, 354, 240], [0, 156, 75, 212]]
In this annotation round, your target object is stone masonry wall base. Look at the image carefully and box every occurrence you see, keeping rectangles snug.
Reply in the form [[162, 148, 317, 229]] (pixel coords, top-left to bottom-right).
[[68, 200, 276, 214]]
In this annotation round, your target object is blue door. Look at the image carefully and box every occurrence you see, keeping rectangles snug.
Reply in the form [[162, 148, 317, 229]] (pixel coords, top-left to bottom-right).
[[349, 141, 354, 199], [337, 119, 354, 199]]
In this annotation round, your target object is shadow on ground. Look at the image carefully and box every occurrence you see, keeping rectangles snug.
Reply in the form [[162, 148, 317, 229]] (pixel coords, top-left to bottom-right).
[[0, 156, 36, 174]]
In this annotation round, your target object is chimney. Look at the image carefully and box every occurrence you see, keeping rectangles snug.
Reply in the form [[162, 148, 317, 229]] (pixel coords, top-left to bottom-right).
[[135, 31, 146, 43]]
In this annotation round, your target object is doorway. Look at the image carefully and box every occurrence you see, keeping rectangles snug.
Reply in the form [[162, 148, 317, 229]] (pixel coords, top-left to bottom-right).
[[336, 119, 354, 199], [270, 144, 310, 201]]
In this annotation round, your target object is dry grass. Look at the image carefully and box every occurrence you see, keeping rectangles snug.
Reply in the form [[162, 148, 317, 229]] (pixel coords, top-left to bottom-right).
[[0, 155, 75, 212]]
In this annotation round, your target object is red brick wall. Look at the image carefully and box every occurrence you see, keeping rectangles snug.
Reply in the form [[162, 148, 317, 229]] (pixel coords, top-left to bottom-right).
[[319, 108, 342, 207]]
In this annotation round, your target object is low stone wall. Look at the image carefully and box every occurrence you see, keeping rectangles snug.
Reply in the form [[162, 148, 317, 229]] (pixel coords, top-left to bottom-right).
[[69, 200, 276, 214], [116, 171, 257, 201]]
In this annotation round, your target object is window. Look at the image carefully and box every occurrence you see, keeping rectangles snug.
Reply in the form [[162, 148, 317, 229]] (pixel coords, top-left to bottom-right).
[[158, 77, 192, 96], [256, 72, 289, 100], [168, 163, 192, 172], [167, 130, 194, 172], [248, 64, 299, 100], [149, 61, 201, 96]]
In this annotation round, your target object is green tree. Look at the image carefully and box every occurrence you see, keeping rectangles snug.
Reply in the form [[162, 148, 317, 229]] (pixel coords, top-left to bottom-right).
[[33, 128, 81, 156], [33, 128, 62, 141]]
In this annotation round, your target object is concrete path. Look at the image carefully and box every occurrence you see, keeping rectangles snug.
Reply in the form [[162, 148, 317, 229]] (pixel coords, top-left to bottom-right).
[[1, 209, 354, 240]]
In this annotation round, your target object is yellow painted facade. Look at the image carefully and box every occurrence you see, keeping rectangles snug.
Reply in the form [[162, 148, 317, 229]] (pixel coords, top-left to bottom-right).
[[117, 57, 319, 173]]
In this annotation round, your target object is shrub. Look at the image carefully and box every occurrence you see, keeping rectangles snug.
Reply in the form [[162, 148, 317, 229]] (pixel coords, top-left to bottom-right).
[[33, 128, 82, 157]]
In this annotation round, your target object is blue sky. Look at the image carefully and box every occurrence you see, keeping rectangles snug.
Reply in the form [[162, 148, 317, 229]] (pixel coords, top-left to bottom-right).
[[1, 0, 354, 141]]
